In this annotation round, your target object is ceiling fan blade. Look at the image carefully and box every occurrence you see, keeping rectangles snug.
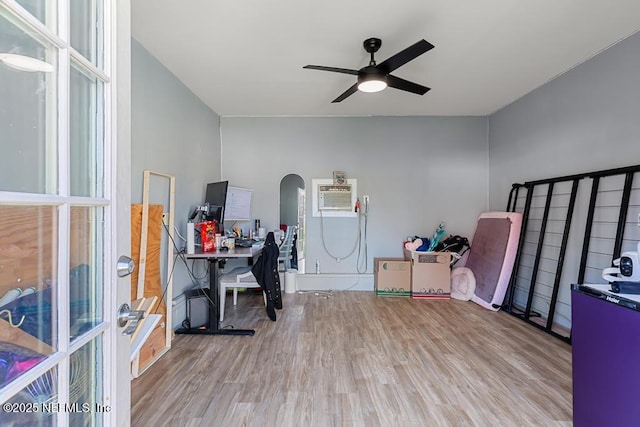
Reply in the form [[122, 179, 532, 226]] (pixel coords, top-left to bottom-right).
[[387, 74, 430, 95], [303, 65, 359, 75], [332, 83, 359, 103], [377, 39, 434, 73]]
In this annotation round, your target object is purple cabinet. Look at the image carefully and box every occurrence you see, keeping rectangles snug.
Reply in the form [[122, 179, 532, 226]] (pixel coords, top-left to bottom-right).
[[572, 284, 640, 427]]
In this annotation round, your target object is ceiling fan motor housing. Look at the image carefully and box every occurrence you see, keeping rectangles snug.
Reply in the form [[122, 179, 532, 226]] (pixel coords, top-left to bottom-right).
[[358, 66, 387, 85]]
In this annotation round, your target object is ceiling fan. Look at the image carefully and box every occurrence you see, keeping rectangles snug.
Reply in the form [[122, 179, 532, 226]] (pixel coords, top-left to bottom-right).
[[303, 37, 434, 103]]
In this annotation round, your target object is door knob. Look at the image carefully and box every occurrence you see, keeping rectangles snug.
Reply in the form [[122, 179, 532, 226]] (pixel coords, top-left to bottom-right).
[[117, 255, 135, 278], [117, 303, 145, 335]]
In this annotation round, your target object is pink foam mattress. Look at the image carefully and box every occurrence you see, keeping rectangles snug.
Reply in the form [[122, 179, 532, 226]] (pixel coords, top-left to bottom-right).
[[464, 212, 522, 311]]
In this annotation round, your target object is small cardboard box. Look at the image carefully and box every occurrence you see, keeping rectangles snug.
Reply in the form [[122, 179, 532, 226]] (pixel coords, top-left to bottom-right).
[[403, 249, 451, 299], [374, 258, 411, 297]]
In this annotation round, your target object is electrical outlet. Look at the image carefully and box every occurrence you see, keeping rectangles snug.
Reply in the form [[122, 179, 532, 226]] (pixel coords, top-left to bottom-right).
[[363, 195, 370, 205], [162, 212, 169, 225]]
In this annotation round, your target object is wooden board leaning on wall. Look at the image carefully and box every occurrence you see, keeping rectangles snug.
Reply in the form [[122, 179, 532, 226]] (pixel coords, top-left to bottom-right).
[[130, 204, 169, 373]]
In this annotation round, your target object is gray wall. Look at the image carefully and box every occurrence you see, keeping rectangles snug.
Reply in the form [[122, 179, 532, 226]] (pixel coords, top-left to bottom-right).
[[221, 116, 489, 274], [488, 31, 640, 328], [488, 32, 640, 209], [131, 38, 221, 302]]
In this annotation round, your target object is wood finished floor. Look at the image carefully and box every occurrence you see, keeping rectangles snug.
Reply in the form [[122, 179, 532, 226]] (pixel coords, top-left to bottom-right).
[[131, 291, 572, 426]]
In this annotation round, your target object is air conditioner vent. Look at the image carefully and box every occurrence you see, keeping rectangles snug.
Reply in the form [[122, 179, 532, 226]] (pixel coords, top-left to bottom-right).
[[318, 184, 352, 211]]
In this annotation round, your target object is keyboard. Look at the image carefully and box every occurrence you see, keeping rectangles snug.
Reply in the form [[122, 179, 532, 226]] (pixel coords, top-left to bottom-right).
[[235, 239, 256, 248]]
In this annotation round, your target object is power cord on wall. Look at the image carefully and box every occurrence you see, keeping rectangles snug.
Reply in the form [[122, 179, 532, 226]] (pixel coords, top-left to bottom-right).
[[317, 200, 369, 283], [356, 207, 369, 274], [163, 223, 209, 284], [154, 223, 210, 317], [319, 209, 361, 262], [173, 224, 187, 243]]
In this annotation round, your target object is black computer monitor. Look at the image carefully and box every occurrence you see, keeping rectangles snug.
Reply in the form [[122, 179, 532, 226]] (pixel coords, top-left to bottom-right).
[[204, 181, 228, 224]]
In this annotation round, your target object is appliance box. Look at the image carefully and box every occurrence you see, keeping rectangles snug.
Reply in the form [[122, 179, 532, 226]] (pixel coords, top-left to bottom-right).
[[374, 258, 411, 297], [403, 249, 451, 299]]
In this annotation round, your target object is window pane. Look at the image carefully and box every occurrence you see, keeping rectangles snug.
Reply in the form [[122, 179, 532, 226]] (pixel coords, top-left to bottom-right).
[[70, 64, 104, 198], [70, 0, 103, 69], [0, 11, 57, 194], [13, 0, 56, 31], [3, 366, 58, 426], [69, 337, 104, 426], [0, 206, 58, 389], [69, 206, 103, 340]]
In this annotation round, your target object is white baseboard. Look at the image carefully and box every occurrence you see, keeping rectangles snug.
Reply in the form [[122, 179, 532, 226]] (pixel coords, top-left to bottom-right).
[[295, 273, 373, 292]]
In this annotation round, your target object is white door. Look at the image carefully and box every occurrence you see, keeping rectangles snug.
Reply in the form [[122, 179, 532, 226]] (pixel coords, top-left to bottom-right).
[[296, 187, 306, 271], [0, 1, 131, 425]]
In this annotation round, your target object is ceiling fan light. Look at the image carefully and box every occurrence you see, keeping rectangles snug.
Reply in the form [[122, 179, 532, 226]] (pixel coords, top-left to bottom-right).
[[0, 53, 54, 73], [358, 78, 387, 93]]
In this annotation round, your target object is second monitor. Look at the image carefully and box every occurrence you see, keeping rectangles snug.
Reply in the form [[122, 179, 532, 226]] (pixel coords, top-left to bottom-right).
[[204, 181, 253, 225]]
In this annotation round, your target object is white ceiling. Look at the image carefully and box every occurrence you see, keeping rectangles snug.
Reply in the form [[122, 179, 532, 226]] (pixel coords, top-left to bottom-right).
[[131, 0, 640, 117]]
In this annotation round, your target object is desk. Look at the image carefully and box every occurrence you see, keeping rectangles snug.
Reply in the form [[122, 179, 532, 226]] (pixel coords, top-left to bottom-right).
[[175, 245, 263, 336]]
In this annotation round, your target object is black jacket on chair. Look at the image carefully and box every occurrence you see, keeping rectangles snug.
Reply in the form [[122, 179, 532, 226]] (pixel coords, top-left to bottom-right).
[[251, 232, 282, 320]]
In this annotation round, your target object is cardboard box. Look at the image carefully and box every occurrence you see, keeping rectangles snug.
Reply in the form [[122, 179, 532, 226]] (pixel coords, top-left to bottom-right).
[[403, 249, 451, 299], [374, 258, 411, 297]]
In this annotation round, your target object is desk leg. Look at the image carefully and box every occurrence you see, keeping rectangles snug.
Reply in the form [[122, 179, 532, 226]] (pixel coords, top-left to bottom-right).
[[175, 258, 255, 336]]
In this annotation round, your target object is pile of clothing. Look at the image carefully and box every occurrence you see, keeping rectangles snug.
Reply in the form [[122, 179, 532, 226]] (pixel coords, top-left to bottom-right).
[[405, 222, 447, 252], [403, 237, 431, 252]]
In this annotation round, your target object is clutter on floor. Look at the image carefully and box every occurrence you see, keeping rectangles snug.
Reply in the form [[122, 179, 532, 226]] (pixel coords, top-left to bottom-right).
[[450, 267, 476, 301], [374, 215, 521, 309]]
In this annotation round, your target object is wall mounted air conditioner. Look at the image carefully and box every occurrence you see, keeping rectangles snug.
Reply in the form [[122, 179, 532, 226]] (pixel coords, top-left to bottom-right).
[[318, 184, 352, 211], [312, 179, 357, 217]]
